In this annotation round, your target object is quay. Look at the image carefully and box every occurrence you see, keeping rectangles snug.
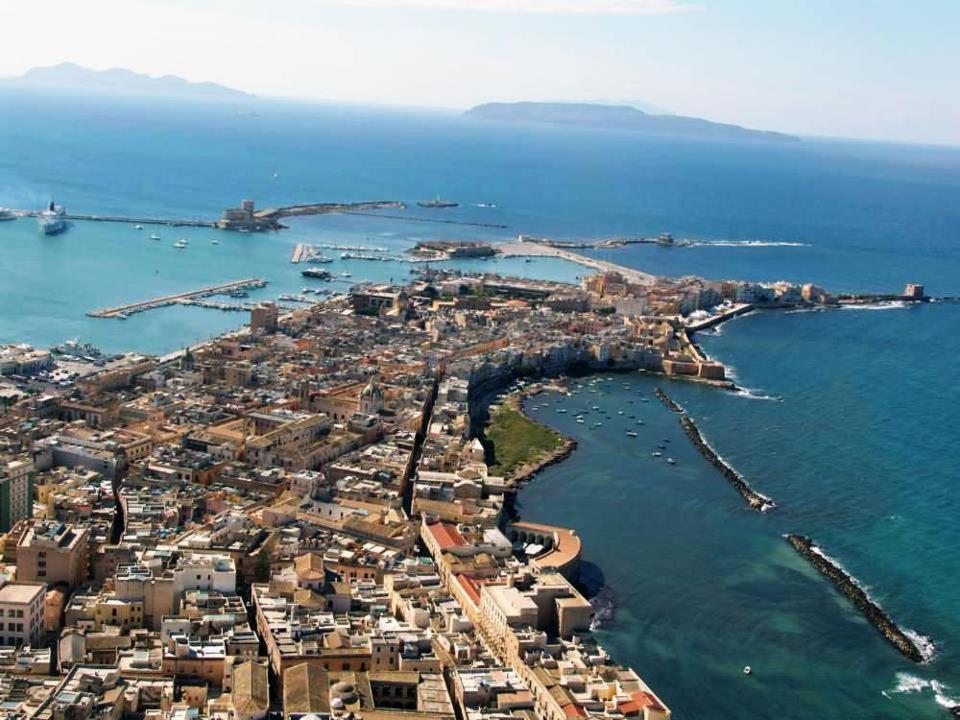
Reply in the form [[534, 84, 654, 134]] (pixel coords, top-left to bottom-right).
[[291, 243, 308, 263], [786, 534, 930, 663], [87, 278, 267, 318]]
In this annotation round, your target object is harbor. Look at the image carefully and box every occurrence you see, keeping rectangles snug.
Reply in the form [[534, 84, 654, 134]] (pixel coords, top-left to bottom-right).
[[86, 278, 267, 319]]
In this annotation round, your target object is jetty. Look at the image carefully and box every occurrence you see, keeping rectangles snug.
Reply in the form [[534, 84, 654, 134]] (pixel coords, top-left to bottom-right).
[[18, 210, 215, 228], [87, 278, 267, 318], [655, 387, 775, 511], [785, 534, 930, 662], [498, 239, 657, 286]]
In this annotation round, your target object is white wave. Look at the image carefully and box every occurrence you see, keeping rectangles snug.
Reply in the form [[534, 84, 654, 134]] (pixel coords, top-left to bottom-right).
[[891, 674, 958, 709], [687, 240, 811, 248], [904, 629, 937, 662], [838, 301, 908, 311]]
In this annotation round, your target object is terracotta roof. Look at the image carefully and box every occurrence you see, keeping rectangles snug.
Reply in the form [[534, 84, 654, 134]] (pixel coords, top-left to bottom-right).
[[457, 575, 481, 605], [427, 522, 466, 550]]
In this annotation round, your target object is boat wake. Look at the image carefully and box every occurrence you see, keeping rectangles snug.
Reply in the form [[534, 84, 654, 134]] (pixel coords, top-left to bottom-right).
[[733, 387, 783, 402], [891, 673, 958, 709], [687, 239, 811, 248]]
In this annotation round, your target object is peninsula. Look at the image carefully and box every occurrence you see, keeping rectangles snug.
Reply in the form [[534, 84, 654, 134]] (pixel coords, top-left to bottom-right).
[[4, 62, 253, 100]]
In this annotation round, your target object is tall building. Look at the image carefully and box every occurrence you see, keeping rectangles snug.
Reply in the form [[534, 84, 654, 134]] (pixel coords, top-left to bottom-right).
[[17, 522, 90, 591], [251, 302, 279, 334], [0, 582, 46, 647], [0, 455, 34, 533]]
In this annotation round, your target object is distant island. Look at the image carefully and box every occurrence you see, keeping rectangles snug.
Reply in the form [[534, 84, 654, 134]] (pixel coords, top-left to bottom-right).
[[466, 102, 798, 142], [4, 62, 253, 101]]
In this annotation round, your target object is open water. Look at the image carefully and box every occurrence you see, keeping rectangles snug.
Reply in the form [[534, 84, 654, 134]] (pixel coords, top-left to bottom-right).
[[2, 88, 959, 718]]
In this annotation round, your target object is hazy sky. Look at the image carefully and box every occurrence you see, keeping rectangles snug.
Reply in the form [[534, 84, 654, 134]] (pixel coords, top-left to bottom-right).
[[6, 0, 960, 145]]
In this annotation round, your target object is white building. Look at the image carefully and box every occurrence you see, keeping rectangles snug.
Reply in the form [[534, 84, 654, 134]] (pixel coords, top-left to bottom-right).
[[173, 554, 237, 599], [0, 583, 46, 647]]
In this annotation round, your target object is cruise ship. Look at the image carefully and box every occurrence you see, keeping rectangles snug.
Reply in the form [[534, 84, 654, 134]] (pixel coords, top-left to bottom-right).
[[38, 202, 68, 236], [417, 196, 459, 209]]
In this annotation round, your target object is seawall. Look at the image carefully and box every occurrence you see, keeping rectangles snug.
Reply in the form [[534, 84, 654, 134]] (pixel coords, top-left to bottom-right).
[[655, 387, 776, 512], [785, 534, 930, 663]]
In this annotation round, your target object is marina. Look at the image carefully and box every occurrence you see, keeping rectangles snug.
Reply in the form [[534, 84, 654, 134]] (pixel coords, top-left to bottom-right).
[[86, 278, 267, 319]]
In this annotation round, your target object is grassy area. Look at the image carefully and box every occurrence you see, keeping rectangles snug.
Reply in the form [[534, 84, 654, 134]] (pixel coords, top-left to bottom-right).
[[484, 404, 565, 476]]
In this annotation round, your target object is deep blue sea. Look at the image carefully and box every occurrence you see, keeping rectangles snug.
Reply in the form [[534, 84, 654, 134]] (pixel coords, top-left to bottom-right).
[[2, 88, 959, 718]]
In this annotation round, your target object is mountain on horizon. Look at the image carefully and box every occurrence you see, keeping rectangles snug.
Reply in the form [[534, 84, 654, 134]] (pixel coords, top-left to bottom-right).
[[466, 102, 798, 142], [5, 62, 253, 101]]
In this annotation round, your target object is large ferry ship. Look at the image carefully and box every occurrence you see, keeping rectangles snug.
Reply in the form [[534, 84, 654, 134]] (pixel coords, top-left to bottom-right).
[[38, 202, 68, 235], [417, 195, 459, 209]]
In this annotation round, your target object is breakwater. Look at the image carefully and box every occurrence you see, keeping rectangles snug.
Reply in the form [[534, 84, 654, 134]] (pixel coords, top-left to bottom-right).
[[654, 387, 685, 414], [343, 210, 508, 229], [655, 387, 775, 511], [785, 534, 931, 663]]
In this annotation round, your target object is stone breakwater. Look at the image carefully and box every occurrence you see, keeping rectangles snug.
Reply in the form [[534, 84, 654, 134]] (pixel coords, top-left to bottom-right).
[[655, 388, 776, 512], [785, 534, 931, 663]]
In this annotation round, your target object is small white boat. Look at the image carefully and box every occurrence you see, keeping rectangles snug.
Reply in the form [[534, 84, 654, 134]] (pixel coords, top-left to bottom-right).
[[173, 240, 187, 249], [135, 224, 143, 230], [636, 420, 645, 425], [618, 410, 624, 415], [149, 233, 161, 240], [341, 272, 352, 277], [666, 458, 677, 465], [211, 238, 219, 245], [626, 431, 637, 438], [557, 409, 567, 414], [743, 666, 752, 676], [651, 451, 662, 458], [576, 418, 585, 424], [594, 422, 603, 427]]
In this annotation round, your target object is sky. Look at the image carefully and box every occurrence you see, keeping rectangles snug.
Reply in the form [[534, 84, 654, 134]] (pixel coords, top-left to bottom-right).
[[5, 0, 960, 145]]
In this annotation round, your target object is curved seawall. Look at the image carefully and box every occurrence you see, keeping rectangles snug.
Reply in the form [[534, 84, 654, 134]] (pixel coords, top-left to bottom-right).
[[785, 534, 932, 663], [656, 388, 776, 511]]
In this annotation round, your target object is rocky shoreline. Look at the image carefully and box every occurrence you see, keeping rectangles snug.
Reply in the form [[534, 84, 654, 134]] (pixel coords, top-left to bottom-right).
[[506, 390, 579, 486], [655, 388, 775, 512], [785, 534, 930, 663]]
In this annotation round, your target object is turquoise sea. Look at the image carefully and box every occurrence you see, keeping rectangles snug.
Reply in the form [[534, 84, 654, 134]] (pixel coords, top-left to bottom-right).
[[2, 89, 959, 718]]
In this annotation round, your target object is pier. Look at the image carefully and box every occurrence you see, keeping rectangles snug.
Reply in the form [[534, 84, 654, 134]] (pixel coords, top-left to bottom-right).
[[786, 534, 931, 662], [498, 240, 657, 286], [87, 278, 267, 319]]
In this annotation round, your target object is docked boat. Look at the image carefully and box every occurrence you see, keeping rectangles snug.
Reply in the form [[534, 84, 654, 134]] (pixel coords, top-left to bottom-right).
[[417, 196, 459, 209], [301, 268, 333, 281], [0, 208, 16, 221], [656, 232, 675, 246], [38, 202, 67, 235]]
